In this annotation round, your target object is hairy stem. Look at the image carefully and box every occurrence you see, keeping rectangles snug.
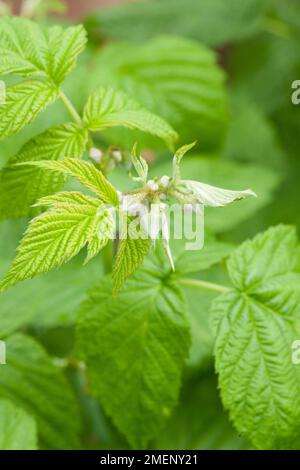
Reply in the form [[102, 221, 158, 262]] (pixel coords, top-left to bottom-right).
[[179, 277, 229, 294], [60, 91, 83, 126]]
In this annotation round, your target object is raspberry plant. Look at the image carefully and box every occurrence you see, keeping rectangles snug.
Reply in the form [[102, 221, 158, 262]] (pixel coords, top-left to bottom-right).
[[0, 12, 299, 451]]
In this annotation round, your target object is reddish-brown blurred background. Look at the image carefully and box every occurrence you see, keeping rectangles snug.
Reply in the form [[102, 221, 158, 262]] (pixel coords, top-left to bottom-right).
[[9, 0, 126, 19]]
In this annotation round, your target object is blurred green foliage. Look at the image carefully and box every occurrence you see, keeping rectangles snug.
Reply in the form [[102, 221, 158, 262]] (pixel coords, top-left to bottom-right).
[[0, 0, 299, 451]]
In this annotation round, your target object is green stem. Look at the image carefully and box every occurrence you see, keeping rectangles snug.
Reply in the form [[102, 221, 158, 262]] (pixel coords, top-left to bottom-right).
[[60, 91, 83, 126], [102, 241, 114, 274], [179, 277, 229, 294]]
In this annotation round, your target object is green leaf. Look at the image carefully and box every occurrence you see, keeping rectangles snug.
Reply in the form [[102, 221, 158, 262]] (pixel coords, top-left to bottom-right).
[[0, 79, 59, 141], [91, 37, 227, 149], [211, 225, 300, 449], [0, 17, 87, 84], [46, 24, 87, 85], [154, 375, 249, 450], [86, 0, 268, 47], [223, 100, 285, 169], [24, 158, 119, 206], [112, 217, 151, 294], [0, 399, 37, 450], [0, 192, 111, 292], [0, 220, 106, 334], [83, 87, 177, 147], [76, 271, 190, 448], [172, 233, 233, 275], [0, 334, 80, 449], [0, 123, 88, 219]]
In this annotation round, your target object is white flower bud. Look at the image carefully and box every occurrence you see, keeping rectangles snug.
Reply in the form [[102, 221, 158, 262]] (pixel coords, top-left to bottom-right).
[[159, 175, 170, 188], [89, 147, 103, 164], [112, 150, 122, 162], [147, 180, 159, 191]]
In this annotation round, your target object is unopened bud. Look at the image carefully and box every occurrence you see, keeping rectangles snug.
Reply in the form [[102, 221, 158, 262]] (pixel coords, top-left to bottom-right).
[[147, 180, 159, 191], [159, 175, 170, 188], [89, 147, 103, 164], [112, 150, 122, 162]]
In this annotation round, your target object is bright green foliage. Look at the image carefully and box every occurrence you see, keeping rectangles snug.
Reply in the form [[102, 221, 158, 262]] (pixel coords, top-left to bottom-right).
[[24, 158, 119, 206], [0, 220, 106, 334], [83, 87, 178, 146], [0, 17, 87, 84], [0, 79, 59, 141], [112, 218, 151, 294], [76, 271, 190, 448], [0, 334, 80, 449], [0, 399, 37, 450], [211, 226, 300, 449], [0, 192, 111, 292], [91, 37, 227, 148], [86, 0, 268, 47], [0, 123, 88, 219]]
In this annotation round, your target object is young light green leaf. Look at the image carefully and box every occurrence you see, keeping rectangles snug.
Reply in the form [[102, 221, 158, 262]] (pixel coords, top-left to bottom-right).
[[172, 142, 196, 183], [0, 79, 59, 141], [0, 192, 110, 292], [0, 123, 88, 219], [0, 399, 37, 450], [46, 24, 87, 84], [211, 226, 300, 449], [156, 156, 280, 232], [113, 217, 151, 294], [22, 158, 119, 206], [76, 271, 190, 448], [0, 334, 80, 449], [83, 87, 178, 147], [0, 16, 87, 84], [131, 142, 148, 183], [90, 37, 227, 149]]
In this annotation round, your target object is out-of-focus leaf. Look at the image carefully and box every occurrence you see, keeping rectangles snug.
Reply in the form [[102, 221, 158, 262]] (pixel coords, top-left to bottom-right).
[[223, 100, 285, 169], [154, 374, 249, 449], [86, 0, 269, 47], [0, 399, 37, 450], [0, 334, 81, 449], [91, 37, 228, 150], [230, 36, 299, 113]]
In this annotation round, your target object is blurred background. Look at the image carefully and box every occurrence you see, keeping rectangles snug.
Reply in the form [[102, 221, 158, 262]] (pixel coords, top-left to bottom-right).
[[0, 0, 299, 450]]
